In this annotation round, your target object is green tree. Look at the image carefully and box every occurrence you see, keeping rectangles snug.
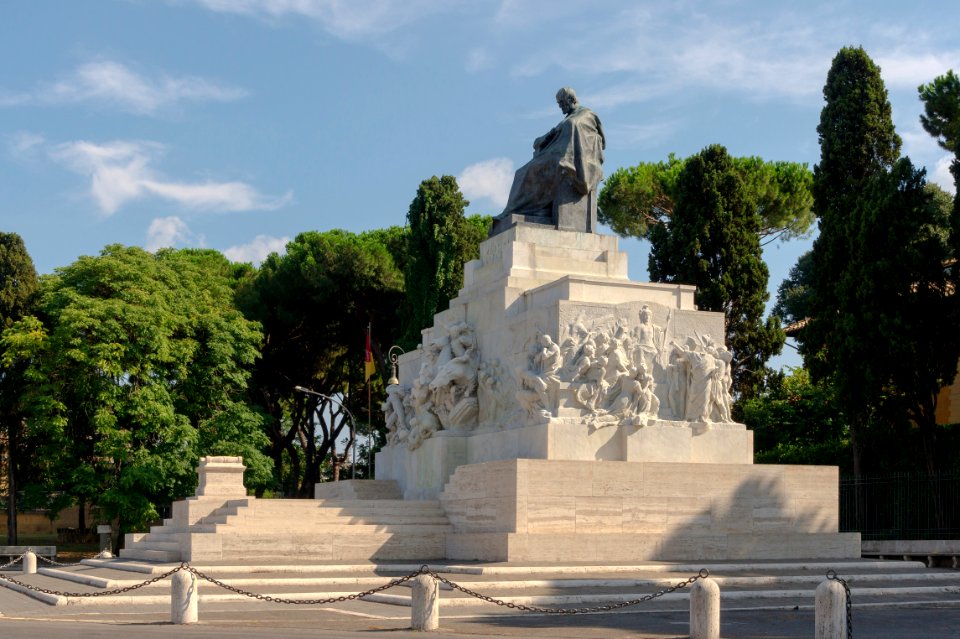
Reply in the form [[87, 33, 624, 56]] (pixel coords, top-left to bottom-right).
[[919, 69, 960, 178], [647, 144, 785, 398], [0, 233, 39, 543], [239, 230, 404, 497], [740, 368, 849, 467], [401, 176, 480, 348], [773, 250, 814, 331], [852, 159, 960, 479], [806, 46, 901, 480], [1, 246, 270, 538], [599, 154, 814, 244]]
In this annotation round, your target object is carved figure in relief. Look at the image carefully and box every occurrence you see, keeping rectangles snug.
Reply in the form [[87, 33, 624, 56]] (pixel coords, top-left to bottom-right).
[[632, 305, 662, 371], [407, 360, 441, 450], [665, 348, 688, 420], [608, 364, 660, 424], [478, 359, 513, 428], [604, 334, 631, 385], [672, 339, 716, 422], [572, 342, 609, 413], [516, 332, 563, 420], [561, 319, 589, 364], [430, 323, 478, 410], [669, 335, 734, 423], [708, 342, 734, 422], [382, 384, 409, 445]]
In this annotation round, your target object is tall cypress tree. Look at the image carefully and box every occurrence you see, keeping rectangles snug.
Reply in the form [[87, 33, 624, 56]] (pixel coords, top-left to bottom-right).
[[401, 176, 476, 348], [648, 144, 783, 399], [806, 47, 901, 479]]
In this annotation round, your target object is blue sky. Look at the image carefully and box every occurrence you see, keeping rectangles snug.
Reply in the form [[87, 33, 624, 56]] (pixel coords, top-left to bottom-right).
[[3, 1, 959, 368]]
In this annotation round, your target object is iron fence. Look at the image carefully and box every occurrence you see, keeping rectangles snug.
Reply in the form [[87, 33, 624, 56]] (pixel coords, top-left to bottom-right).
[[840, 471, 960, 540]]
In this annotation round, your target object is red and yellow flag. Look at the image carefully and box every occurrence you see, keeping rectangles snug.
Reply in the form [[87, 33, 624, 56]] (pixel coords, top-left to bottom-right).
[[364, 323, 375, 381]]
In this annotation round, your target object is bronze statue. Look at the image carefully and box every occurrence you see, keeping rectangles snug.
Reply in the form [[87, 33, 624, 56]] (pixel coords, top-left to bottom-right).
[[489, 87, 605, 236]]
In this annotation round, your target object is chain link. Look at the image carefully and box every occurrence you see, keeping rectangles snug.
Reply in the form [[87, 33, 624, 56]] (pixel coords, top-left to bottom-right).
[[0, 564, 184, 597], [0, 553, 26, 571], [0, 560, 709, 614], [826, 569, 853, 639], [36, 555, 83, 568], [424, 566, 710, 615], [184, 565, 423, 605]]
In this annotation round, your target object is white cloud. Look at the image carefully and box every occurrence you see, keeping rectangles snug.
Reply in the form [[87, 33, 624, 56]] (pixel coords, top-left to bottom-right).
[[932, 155, 956, 195], [146, 216, 193, 252], [876, 51, 960, 89], [6, 131, 46, 158], [458, 158, 514, 210], [0, 59, 246, 115], [50, 139, 292, 215], [184, 0, 451, 40], [222, 234, 290, 265]]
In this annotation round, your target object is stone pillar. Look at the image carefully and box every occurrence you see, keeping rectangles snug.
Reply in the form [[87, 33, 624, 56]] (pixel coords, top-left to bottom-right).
[[689, 577, 720, 639], [815, 580, 847, 639], [22, 550, 36, 574], [195, 456, 247, 497], [171, 569, 199, 624], [172, 456, 248, 528], [411, 573, 440, 631]]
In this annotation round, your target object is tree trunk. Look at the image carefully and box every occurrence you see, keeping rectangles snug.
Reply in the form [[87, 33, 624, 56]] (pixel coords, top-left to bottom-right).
[[6, 423, 16, 545]]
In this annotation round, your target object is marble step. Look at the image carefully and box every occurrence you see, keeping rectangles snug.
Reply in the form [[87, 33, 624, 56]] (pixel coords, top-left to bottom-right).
[[117, 547, 181, 562]]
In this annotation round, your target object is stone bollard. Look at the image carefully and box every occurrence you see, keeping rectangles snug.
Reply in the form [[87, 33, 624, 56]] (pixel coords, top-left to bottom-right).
[[815, 579, 847, 639], [22, 550, 37, 574], [411, 573, 440, 631], [171, 569, 199, 624], [689, 577, 720, 639]]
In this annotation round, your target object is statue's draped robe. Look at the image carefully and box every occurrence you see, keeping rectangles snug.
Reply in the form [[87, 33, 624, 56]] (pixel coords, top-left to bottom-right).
[[501, 106, 605, 217]]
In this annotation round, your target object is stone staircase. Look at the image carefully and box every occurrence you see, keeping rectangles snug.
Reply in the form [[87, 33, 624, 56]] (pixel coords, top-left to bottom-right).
[[121, 481, 452, 562]]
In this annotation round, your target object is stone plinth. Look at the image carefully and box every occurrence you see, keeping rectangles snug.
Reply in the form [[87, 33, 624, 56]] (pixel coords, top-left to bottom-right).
[[173, 456, 247, 527], [440, 459, 860, 562]]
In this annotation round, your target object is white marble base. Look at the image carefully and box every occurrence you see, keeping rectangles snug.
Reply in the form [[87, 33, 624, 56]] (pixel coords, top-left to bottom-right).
[[439, 458, 860, 562], [376, 420, 754, 499]]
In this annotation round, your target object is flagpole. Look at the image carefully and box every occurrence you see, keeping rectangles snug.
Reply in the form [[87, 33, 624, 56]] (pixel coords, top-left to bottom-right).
[[367, 322, 372, 479]]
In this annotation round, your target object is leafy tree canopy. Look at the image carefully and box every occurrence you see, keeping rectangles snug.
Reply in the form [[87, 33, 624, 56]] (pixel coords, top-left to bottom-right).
[[599, 154, 814, 244], [239, 229, 405, 496], [1, 245, 270, 532], [646, 144, 785, 398], [919, 69, 960, 155]]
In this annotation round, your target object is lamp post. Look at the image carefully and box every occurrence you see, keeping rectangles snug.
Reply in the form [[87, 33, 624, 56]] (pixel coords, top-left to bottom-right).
[[294, 386, 358, 480], [386, 346, 405, 386]]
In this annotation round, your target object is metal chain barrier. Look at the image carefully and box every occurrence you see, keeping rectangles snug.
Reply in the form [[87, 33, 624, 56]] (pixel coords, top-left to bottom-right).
[[424, 566, 710, 614], [0, 553, 27, 571], [36, 555, 83, 568], [826, 569, 853, 639], [0, 564, 183, 597], [183, 564, 424, 605], [0, 561, 709, 614]]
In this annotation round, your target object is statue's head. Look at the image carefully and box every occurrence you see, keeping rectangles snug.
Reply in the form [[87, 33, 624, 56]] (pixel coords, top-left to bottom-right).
[[556, 87, 578, 114]]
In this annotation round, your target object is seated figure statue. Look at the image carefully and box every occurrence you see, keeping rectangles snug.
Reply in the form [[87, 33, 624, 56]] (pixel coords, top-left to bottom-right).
[[489, 87, 605, 237]]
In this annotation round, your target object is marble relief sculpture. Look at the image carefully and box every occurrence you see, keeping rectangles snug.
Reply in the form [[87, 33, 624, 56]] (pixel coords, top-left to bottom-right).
[[383, 309, 737, 448]]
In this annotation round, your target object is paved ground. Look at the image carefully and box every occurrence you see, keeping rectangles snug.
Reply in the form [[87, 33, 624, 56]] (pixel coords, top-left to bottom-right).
[[1, 604, 960, 638], [0, 558, 957, 638]]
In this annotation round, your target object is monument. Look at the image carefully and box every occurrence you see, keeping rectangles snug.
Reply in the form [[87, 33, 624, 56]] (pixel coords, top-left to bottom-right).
[[123, 90, 859, 564], [375, 88, 859, 561]]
